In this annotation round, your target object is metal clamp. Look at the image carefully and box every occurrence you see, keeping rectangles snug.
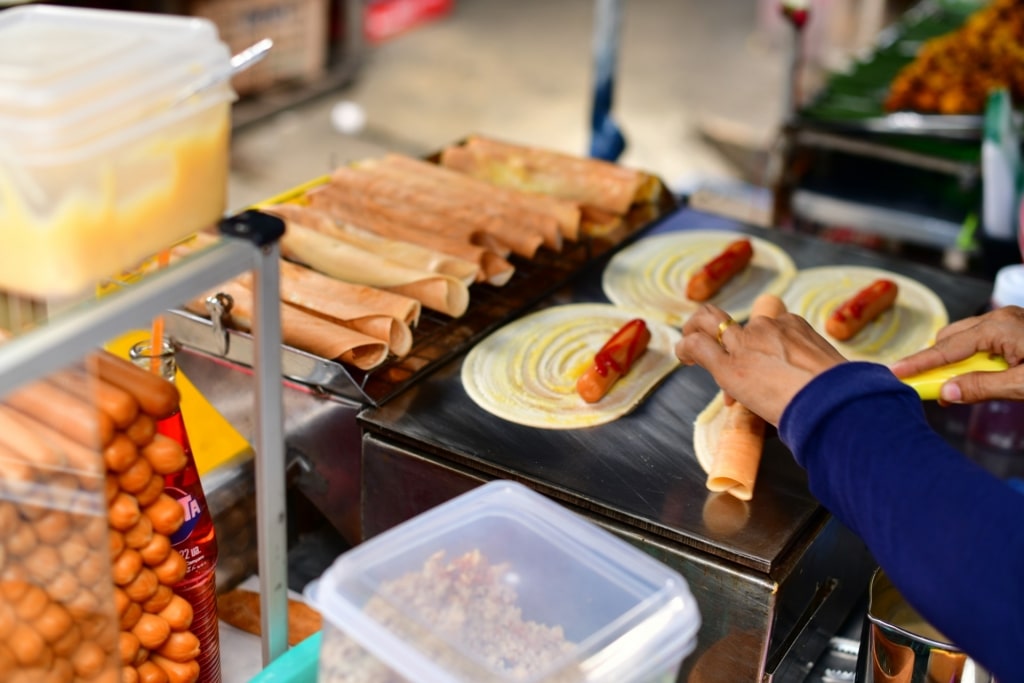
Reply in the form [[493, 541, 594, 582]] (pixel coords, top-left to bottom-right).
[[204, 292, 234, 356]]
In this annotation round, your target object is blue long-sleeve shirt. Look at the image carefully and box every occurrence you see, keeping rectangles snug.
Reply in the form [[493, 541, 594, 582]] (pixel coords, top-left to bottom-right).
[[779, 362, 1024, 682]]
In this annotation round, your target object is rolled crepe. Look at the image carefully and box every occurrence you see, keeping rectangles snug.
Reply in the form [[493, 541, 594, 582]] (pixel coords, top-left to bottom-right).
[[441, 135, 650, 215], [280, 223, 469, 318], [693, 294, 786, 501], [278, 260, 421, 328], [172, 232, 421, 355], [236, 267, 414, 359], [185, 280, 389, 370], [306, 187, 515, 286], [356, 156, 565, 249], [265, 203, 479, 286], [327, 166, 545, 259], [368, 153, 581, 241]]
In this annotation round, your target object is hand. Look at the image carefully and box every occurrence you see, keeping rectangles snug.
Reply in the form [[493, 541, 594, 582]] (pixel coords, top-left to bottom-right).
[[890, 305, 1024, 404], [675, 304, 846, 425]]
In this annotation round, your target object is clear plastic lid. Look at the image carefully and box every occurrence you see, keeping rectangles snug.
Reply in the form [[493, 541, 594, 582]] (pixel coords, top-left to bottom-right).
[[307, 480, 701, 683], [0, 5, 230, 155], [0, 5, 222, 106]]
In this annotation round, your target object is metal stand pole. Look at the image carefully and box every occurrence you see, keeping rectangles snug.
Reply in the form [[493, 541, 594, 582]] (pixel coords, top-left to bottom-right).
[[780, 0, 810, 123], [589, 0, 626, 161], [220, 211, 289, 666]]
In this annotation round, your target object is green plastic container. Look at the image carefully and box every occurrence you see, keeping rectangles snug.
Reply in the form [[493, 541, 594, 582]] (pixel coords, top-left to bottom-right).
[[249, 633, 321, 683]]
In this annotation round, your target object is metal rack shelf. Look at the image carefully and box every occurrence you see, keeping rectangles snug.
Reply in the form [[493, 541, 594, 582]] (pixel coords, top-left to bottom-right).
[[0, 213, 292, 669]]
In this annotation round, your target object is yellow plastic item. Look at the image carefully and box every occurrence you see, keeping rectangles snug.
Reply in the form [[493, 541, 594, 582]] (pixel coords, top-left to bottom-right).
[[251, 174, 329, 209], [106, 331, 252, 475], [900, 352, 1009, 400]]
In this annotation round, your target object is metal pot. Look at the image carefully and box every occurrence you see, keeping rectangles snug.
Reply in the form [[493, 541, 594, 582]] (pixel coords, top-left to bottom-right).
[[855, 568, 993, 683]]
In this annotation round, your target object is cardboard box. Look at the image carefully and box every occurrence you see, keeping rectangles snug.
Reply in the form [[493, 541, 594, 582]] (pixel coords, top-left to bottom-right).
[[190, 0, 328, 95]]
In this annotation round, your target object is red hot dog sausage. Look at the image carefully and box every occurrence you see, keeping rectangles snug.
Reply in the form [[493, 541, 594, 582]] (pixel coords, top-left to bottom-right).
[[686, 239, 754, 302], [92, 351, 180, 420], [576, 319, 651, 403], [825, 278, 899, 341]]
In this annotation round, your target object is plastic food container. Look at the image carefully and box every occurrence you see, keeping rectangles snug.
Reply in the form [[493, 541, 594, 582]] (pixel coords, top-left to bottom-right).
[[0, 5, 235, 299], [0, 364, 121, 683], [306, 480, 701, 683]]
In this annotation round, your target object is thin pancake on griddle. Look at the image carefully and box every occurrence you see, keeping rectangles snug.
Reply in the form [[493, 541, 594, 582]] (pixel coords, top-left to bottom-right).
[[461, 303, 680, 429], [602, 231, 796, 325], [781, 265, 947, 364]]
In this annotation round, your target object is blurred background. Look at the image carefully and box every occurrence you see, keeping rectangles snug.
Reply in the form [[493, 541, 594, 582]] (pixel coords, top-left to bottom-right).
[[128, 0, 914, 210], [15, 0, 1006, 270]]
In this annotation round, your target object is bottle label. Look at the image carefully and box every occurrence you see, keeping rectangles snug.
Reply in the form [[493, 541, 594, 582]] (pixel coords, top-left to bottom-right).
[[167, 485, 204, 545]]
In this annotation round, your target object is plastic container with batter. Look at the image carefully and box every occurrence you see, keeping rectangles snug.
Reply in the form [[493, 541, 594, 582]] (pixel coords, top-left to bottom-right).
[[0, 5, 235, 299]]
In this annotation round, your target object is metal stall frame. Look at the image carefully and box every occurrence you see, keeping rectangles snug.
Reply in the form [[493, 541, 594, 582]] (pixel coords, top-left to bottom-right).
[[0, 212, 291, 668]]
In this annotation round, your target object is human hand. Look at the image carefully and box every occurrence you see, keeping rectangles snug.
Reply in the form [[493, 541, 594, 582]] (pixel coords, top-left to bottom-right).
[[889, 305, 1024, 404], [675, 304, 846, 425]]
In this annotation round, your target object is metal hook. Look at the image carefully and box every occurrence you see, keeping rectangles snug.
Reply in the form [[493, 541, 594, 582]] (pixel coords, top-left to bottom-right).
[[204, 291, 234, 356]]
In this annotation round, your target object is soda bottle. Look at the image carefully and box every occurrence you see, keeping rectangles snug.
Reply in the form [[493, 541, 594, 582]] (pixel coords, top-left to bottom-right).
[[131, 340, 222, 683]]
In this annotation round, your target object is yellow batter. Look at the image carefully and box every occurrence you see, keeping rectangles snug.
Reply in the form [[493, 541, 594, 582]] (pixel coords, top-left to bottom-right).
[[0, 103, 231, 299]]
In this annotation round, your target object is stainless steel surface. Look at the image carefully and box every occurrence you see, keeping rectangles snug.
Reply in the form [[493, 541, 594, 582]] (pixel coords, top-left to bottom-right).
[[252, 244, 289, 666], [356, 208, 994, 681], [855, 569, 992, 683], [0, 237, 254, 396], [167, 308, 378, 403], [175, 348, 366, 547], [799, 113, 1009, 141], [791, 129, 980, 185], [358, 214, 992, 571], [791, 189, 964, 250]]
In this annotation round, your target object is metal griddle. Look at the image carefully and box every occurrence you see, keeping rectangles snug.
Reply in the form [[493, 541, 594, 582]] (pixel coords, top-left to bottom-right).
[[356, 210, 994, 681]]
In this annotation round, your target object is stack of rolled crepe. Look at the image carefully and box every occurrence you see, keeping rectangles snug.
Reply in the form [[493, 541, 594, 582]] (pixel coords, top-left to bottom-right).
[[438, 135, 661, 232], [174, 140, 655, 373], [301, 152, 584, 286], [265, 203, 471, 319], [171, 233, 423, 370]]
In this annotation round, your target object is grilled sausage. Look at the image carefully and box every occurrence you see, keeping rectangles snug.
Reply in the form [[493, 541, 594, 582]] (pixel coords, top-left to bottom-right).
[[825, 279, 899, 341], [686, 239, 754, 302], [576, 319, 651, 403]]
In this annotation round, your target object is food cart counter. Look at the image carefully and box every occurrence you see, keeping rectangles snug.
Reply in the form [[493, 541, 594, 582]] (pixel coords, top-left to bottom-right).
[[355, 207, 994, 682]]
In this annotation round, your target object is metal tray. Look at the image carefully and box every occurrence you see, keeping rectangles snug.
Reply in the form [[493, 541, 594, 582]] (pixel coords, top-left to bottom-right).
[[797, 0, 988, 151], [167, 179, 678, 406]]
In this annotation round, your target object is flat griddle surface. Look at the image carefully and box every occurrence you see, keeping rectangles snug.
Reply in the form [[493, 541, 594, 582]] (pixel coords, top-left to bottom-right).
[[359, 211, 992, 572]]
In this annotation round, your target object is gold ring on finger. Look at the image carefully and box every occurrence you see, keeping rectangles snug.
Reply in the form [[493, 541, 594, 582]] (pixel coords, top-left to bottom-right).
[[717, 318, 737, 348]]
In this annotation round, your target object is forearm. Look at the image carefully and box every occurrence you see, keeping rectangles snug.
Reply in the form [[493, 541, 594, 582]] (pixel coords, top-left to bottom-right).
[[780, 363, 1024, 681]]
